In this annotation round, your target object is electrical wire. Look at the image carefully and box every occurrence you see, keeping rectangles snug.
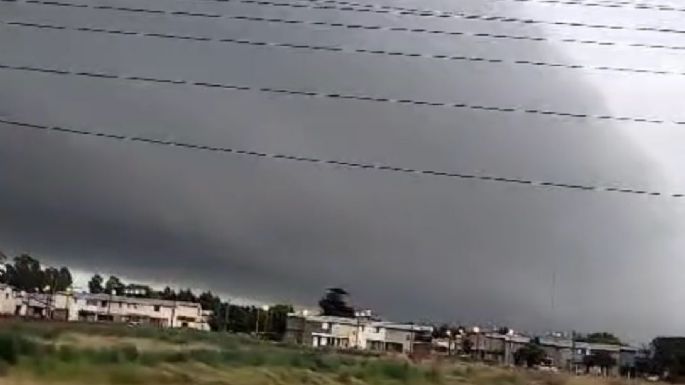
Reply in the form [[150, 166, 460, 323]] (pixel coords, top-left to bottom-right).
[[0, 62, 677, 126], [492, 0, 685, 13], [1, 117, 681, 198], [9, 0, 685, 52], [173, 0, 685, 36], [3, 20, 682, 78]]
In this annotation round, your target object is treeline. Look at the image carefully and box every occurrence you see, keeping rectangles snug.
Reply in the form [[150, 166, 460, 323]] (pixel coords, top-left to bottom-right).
[[0, 254, 73, 293], [88, 271, 293, 338], [0, 251, 292, 339]]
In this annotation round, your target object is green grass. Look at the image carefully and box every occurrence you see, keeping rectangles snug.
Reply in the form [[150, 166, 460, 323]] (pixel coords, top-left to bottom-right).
[[0, 321, 452, 384]]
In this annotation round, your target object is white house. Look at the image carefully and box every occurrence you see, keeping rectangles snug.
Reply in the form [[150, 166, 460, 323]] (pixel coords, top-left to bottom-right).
[[68, 293, 211, 330], [0, 287, 211, 330], [285, 313, 433, 354]]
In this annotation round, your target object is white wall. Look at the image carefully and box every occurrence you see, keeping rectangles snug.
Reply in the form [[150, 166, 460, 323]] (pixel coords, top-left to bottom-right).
[[0, 286, 17, 315]]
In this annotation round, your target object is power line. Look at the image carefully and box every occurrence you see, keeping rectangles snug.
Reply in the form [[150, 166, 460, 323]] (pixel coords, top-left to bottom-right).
[[4, 20, 682, 78], [11, 0, 685, 52], [0, 62, 678, 126], [1, 117, 681, 199], [493, 0, 685, 13], [185, 0, 685, 36]]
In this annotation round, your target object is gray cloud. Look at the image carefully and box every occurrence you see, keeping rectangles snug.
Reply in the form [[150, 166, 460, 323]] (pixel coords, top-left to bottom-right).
[[1, 0, 683, 342]]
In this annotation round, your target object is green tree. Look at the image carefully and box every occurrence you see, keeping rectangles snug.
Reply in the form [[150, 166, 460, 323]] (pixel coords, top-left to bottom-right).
[[56, 267, 72, 291], [88, 274, 104, 294], [514, 343, 547, 367], [104, 275, 124, 294], [578, 332, 622, 345], [176, 288, 197, 302], [268, 304, 294, 339], [159, 286, 176, 300], [651, 337, 685, 379], [4, 254, 45, 292], [583, 351, 617, 372], [318, 288, 355, 317]]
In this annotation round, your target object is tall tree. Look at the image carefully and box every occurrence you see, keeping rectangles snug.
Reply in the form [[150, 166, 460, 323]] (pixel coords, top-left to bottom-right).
[[318, 288, 355, 317], [651, 337, 685, 380], [176, 288, 197, 302], [43, 267, 59, 292], [4, 254, 45, 292], [56, 267, 72, 291], [88, 274, 104, 294], [104, 275, 124, 294], [159, 286, 177, 300]]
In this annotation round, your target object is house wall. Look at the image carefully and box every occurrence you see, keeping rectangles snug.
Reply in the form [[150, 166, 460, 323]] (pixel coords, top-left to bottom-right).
[[0, 286, 18, 315], [384, 328, 411, 353]]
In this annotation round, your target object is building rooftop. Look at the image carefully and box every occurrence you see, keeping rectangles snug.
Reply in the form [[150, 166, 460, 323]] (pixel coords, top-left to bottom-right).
[[74, 292, 202, 308]]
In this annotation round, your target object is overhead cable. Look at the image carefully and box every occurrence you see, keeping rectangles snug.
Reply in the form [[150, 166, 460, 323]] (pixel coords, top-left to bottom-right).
[[1, 118, 681, 199], [10, 0, 685, 52], [3, 20, 682, 78], [178, 0, 685, 36], [491, 0, 685, 13], [0, 62, 678, 126]]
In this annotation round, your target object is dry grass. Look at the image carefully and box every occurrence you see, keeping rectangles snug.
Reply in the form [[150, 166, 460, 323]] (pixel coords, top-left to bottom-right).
[[0, 323, 666, 385], [56, 332, 218, 352]]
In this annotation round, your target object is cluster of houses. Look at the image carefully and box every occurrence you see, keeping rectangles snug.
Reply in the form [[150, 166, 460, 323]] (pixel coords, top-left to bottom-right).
[[285, 311, 639, 376], [0, 282, 642, 377], [0, 284, 211, 330]]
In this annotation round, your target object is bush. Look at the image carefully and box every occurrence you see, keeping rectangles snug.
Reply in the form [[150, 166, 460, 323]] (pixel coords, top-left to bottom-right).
[[57, 345, 79, 362], [119, 344, 139, 362], [0, 334, 18, 364]]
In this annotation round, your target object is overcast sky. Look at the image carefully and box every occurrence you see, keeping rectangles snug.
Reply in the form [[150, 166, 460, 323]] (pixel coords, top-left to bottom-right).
[[1, 0, 685, 342]]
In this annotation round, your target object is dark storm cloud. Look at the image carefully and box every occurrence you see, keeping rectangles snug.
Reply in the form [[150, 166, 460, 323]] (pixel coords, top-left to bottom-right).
[[1, 0, 682, 340]]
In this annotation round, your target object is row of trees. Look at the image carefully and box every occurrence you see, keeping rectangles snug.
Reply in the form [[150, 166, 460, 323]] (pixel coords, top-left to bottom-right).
[[0, 250, 294, 339], [86, 273, 293, 338], [0, 254, 72, 293]]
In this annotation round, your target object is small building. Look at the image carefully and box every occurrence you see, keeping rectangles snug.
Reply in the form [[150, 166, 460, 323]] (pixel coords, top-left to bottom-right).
[[468, 332, 530, 365], [285, 313, 432, 355]]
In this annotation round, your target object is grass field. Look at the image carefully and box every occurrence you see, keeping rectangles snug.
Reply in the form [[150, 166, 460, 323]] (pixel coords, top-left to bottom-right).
[[0, 321, 654, 385]]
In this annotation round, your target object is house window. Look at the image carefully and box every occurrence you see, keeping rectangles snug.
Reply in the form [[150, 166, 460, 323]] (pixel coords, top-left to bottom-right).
[[321, 322, 329, 330], [86, 300, 98, 306], [100, 301, 108, 307], [376, 327, 381, 333], [5, 293, 8, 299], [153, 305, 160, 312], [118, 303, 122, 308]]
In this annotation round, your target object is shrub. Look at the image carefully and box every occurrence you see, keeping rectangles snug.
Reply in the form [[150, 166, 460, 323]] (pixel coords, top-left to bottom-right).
[[57, 345, 79, 362], [0, 334, 18, 364], [119, 344, 139, 362]]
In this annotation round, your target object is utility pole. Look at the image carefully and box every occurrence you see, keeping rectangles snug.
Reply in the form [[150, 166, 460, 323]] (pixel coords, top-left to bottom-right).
[[224, 301, 230, 332], [255, 307, 260, 336], [571, 330, 576, 375]]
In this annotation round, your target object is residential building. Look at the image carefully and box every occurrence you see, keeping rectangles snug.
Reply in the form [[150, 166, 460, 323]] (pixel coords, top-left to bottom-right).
[[285, 313, 432, 355], [70, 293, 210, 329], [468, 332, 530, 365], [0, 284, 20, 316], [536, 336, 632, 375], [0, 286, 211, 330]]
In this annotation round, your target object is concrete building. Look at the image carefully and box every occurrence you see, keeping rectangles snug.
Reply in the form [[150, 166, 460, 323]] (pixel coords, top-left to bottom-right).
[[468, 332, 530, 365], [70, 293, 210, 330], [0, 287, 210, 330], [285, 313, 432, 355], [536, 336, 633, 375]]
